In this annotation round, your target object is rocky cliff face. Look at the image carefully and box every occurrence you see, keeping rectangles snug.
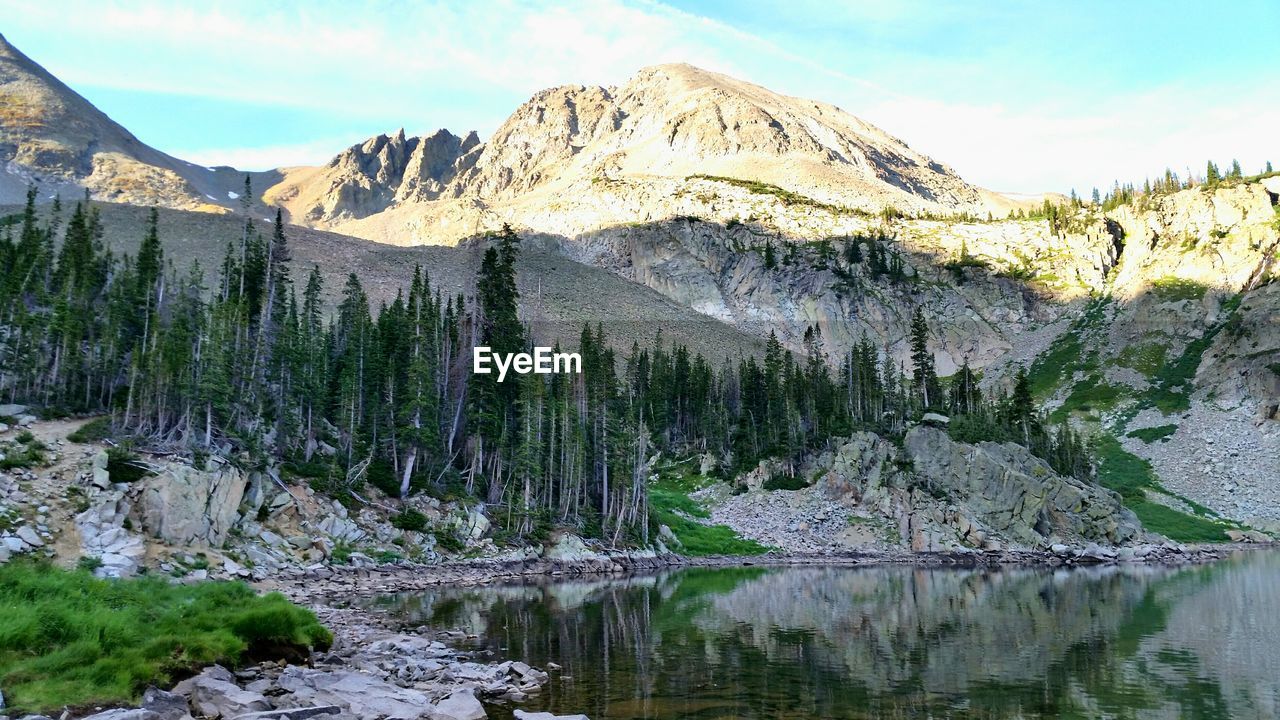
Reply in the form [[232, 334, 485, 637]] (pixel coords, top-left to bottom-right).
[[702, 427, 1140, 553], [264, 128, 481, 222]]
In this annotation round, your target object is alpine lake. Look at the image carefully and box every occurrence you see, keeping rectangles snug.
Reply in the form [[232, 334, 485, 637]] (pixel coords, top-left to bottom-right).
[[363, 550, 1280, 720]]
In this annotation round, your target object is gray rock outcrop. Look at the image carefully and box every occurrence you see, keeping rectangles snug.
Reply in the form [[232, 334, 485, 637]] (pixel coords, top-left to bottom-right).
[[139, 462, 247, 546], [902, 427, 1140, 546]]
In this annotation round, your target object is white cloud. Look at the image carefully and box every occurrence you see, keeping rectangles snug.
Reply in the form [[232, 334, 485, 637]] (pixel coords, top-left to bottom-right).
[[173, 139, 352, 172], [3, 0, 1274, 192], [862, 84, 1280, 193]]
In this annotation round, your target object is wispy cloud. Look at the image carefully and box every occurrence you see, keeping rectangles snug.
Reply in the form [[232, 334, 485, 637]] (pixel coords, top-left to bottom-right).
[[3, 0, 1275, 192]]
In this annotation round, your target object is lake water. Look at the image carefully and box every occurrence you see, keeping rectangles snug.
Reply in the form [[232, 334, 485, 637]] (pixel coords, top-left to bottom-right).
[[371, 551, 1280, 719]]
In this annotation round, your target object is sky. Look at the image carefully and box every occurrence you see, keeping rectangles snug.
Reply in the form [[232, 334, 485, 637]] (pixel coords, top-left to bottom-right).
[[3, 0, 1277, 194]]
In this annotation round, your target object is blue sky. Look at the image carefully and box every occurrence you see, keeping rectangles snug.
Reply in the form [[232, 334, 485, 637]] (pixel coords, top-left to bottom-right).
[[3, 0, 1276, 193]]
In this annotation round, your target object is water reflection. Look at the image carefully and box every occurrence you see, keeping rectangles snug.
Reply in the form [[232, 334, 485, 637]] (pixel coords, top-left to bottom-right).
[[370, 551, 1280, 719]]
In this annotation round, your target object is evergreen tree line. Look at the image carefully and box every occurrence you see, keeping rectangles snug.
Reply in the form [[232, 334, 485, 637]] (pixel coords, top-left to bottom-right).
[[0, 187, 1088, 546]]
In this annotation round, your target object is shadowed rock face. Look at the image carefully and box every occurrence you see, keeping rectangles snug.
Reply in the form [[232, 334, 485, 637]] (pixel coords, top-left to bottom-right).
[[902, 427, 1140, 546]]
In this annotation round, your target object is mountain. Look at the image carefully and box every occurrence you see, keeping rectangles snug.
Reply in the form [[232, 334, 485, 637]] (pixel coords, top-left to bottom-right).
[[0, 34, 1276, 537], [265, 63, 1022, 245], [0, 32, 251, 211]]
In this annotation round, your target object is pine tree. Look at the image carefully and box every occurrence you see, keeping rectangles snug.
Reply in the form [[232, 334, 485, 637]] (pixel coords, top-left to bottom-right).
[[1206, 160, 1221, 185], [908, 307, 941, 411]]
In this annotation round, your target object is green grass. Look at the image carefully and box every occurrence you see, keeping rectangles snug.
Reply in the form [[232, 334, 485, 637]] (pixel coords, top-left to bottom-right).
[[1050, 376, 1127, 422], [66, 417, 113, 444], [1093, 434, 1229, 543], [1115, 342, 1168, 377], [1150, 276, 1209, 302], [1026, 299, 1108, 398], [687, 174, 868, 217], [649, 469, 769, 557], [0, 437, 46, 469], [1143, 295, 1242, 414], [0, 562, 332, 712], [1126, 424, 1178, 443]]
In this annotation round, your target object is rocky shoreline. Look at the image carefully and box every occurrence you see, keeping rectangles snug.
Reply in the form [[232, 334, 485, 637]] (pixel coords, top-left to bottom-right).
[[258, 540, 1259, 604]]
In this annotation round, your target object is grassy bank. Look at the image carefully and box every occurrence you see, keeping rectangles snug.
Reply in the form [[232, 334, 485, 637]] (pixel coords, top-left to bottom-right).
[[0, 562, 331, 712], [650, 468, 769, 556], [1093, 435, 1236, 542]]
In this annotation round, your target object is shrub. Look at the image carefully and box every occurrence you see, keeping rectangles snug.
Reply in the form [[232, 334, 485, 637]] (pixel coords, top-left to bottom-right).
[[75, 556, 103, 573], [0, 443, 45, 470], [105, 447, 150, 484], [432, 527, 466, 554], [0, 562, 331, 712], [391, 508, 429, 532], [1126, 424, 1177, 443], [67, 417, 113, 444]]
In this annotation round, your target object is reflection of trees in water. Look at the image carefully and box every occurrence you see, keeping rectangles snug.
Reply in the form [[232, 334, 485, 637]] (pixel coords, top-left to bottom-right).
[[373, 555, 1279, 720]]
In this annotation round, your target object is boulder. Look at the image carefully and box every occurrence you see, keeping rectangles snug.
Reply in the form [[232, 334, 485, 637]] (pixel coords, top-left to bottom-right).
[[140, 463, 248, 546], [462, 509, 490, 540], [920, 412, 950, 426], [0, 404, 27, 417], [141, 686, 191, 720], [15, 526, 43, 548], [903, 427, 1140, 547], [274, 667, 436, 720], [431, 689, 486, 720], [173, 665, 236, 696], [190, 678, 271, 719], [543, 533, 597, 562]]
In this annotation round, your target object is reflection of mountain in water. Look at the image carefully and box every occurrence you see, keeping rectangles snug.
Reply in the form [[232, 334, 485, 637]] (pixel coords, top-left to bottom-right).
[[375, 553, 1280, 720]]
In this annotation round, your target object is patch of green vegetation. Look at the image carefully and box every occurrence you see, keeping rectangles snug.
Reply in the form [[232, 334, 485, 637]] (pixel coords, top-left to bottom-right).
[[432, 527, 466, 554], [1143, 295, 1242, 414], [687, 174, 868, 217], [1115, 342, 1168, 377], [105, 447, 151, 484], [1050, 376, 1127, 422], [66, 417, 113, 444], [1026, 299, 1108, 399], [330, 541, 353, 564], [0, 440, 45, 470], [1126, 424, 1178, 443], [1093, 434, 1229, 542], [995, 263, 1036, 281], [390, 508, 429, 532], [1150, 276, 1209, 302], [649, 471, 769, 557], [0, 561, 331, 713]]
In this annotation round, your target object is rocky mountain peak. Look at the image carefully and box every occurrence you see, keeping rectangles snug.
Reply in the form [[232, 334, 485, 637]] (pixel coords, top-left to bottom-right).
[[0, 33, 239, 208], [265, 63, 1014, 237]]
